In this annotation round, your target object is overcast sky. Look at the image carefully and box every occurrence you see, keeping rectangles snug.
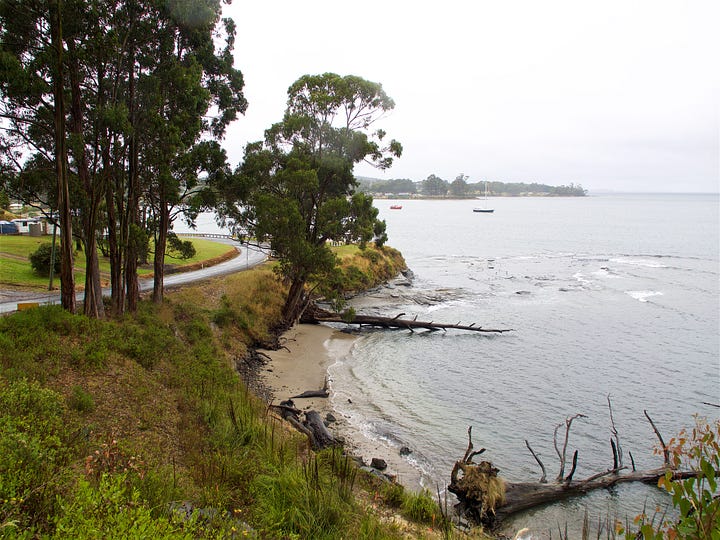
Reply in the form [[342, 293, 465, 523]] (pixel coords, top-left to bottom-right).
[[221, 0, 718, 193]]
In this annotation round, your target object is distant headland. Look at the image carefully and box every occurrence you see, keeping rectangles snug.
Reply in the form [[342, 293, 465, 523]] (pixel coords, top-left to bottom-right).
[[357, 175, 587, 198]]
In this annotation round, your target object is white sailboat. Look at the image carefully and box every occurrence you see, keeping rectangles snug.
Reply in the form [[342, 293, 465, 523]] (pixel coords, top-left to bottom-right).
[[473, 181, 494, 213]]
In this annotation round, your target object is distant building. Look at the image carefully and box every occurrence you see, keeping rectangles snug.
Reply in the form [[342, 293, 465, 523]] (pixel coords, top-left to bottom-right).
[[0, 221, 19, 234], [10, 218, 47, 235]]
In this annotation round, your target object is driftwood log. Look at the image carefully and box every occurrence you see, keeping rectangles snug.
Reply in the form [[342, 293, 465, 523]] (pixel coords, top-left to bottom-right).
[[303, 306, 512, 334], [290, 377, 330, 399], [272, 399, 337, 450], [305, 410, 337, 449], [449, 404, 699, 528]]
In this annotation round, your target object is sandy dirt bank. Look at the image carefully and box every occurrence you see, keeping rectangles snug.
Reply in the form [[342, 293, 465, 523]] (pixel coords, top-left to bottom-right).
[[259, 323, 426, 491]]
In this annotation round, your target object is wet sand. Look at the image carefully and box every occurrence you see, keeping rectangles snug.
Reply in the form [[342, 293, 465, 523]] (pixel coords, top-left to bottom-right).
[[259, 323, 426, 491]]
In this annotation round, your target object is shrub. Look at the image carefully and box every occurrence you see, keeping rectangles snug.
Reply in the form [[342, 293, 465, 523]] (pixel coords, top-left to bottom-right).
[[400, 490, 439, 525], [68, 385, 94, 413], [28, 243, 61, 277], [620, 417, 720, 539], [380, 482, 405, 508], [211, 295, 251, 330], [0, 379, 71, 531], [166, 233, 196, 260], [54, 474, 200, 539]]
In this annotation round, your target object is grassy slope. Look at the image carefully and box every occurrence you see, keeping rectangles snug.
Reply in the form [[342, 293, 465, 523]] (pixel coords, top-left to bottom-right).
[[0, 245, 490, 539]]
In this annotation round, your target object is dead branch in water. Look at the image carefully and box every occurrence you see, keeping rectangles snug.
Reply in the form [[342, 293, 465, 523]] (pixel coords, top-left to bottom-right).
[[553, 413, 586, 482], [306, 311, 513, 334], [449, 404, 700, 529]]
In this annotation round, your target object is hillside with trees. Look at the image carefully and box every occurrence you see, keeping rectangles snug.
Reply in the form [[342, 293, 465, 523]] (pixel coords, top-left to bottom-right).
[[357, 174, 587, 197]]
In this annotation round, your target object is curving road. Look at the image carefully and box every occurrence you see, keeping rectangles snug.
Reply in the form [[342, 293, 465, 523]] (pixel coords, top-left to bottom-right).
[[0, 239, 267, 314]]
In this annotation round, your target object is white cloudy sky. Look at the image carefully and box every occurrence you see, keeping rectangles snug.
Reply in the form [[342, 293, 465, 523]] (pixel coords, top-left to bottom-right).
[[221, 0, 718, 192]]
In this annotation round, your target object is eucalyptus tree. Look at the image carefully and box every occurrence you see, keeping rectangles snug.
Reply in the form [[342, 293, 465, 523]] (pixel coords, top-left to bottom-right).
[[1, 0, 246, 314], [219, 73, 401, 327], [421, 174, 449, 197], [0, 0, 76, 312], [137, 0, 246, 304], [449, 173, 469, 197]]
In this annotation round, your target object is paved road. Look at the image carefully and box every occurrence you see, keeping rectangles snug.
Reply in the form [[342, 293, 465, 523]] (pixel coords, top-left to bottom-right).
[[0, 239, 267, 314]]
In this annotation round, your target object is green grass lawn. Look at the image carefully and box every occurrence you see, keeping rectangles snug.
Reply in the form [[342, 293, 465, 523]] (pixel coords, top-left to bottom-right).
[[0, 235, 236, 290], [331, 244, 360, 259]]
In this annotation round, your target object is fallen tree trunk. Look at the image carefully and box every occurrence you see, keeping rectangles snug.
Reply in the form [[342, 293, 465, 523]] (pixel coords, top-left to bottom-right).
[[306, 309, 512, 334], [449, 406, 699, 528], [495, 468, 697, 522]]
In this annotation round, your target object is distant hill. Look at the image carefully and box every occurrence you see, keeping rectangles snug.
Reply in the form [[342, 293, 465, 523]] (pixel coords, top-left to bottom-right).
[[355, 176, 587, 197]]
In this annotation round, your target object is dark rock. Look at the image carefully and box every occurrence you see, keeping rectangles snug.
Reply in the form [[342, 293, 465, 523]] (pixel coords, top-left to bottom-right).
[[399, 446, 412, 456], [325, 412, 337, 424], [371, 457, 387, 470]]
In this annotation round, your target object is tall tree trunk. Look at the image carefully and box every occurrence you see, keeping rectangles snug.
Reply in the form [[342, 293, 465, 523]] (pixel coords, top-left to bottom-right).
[[152, 204, 169, 304], [282, 277, 307, 328], [124, 49, 140, 313], [104, 141, 123, 315], [49, 0, 75, 313], [81, 225, 104, 317], [67, 39, 104, 319]]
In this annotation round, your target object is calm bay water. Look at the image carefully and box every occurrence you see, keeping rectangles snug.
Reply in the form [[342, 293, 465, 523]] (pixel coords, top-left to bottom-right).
[[328, 194, 720, 534]]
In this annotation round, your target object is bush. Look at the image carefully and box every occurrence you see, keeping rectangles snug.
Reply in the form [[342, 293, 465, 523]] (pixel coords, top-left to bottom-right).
[[68, 385, 94, 413], [53, 474, 201, 539], [166, 233, 196, 260], [620, 417, 720, 539], [380, 482, 405, 508], [28, 243, 61, 277], [400, 490, 439, 525], [0, 379, 71, 531]]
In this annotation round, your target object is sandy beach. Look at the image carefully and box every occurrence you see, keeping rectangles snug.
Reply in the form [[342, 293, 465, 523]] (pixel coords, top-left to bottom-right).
[[259, 323, 426, 491]]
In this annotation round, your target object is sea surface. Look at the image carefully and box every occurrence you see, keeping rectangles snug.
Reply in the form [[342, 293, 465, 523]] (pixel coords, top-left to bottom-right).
[[326, 194, 720, 535]]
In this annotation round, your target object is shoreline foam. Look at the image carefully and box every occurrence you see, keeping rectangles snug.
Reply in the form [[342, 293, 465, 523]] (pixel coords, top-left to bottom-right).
[[259, 323, 426, 491]]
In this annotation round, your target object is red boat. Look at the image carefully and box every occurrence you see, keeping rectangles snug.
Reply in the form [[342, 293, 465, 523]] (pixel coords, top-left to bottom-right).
[[390, 204, 403, 210]]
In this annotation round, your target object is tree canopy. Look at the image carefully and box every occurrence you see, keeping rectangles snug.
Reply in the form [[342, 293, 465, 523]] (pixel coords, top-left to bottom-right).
[[216, 73, 401, 326]]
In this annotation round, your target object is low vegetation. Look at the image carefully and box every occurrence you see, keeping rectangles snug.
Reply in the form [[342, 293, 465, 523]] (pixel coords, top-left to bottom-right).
[[320, 244, 406, 301], [0, 247, 489, 538]]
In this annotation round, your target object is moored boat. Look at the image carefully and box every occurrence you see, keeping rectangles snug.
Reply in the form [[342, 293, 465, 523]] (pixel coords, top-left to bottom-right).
[[473, 181, 494, 213]]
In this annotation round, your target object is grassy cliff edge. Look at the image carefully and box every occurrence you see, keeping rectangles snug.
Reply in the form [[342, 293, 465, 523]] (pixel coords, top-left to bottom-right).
[[0, 245, 488, 538]]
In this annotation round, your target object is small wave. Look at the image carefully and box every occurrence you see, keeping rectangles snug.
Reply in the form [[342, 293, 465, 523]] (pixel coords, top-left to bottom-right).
[[611, 258, 668, 268], [574, 256, 611, 262], [619, 253, 706, 262], [572, 272, 593, 286], [592, 267, 620, 279], [625, 290, 664, 302]]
